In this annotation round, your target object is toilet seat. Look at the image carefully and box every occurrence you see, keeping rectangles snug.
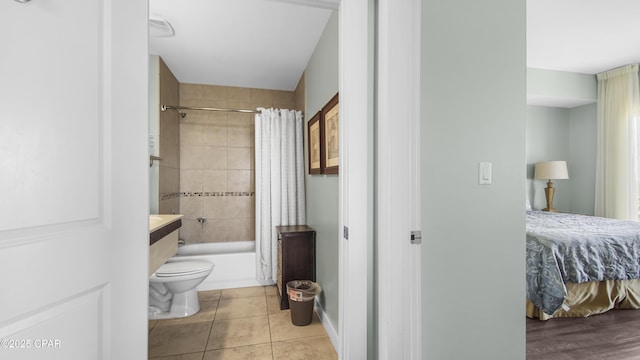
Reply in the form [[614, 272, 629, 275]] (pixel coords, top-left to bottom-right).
[[154, 261, 213, 278]]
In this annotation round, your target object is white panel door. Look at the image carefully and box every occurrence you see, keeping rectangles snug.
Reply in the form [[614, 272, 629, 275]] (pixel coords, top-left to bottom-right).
[[0, 1, 149, 359]]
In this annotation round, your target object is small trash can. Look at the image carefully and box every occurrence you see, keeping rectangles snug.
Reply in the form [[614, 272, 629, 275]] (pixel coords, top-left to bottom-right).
[[286, 280, 321, 326]]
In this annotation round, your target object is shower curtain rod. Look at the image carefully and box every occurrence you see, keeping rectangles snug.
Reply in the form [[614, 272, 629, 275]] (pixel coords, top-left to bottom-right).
[[161, 104, 259, 118]]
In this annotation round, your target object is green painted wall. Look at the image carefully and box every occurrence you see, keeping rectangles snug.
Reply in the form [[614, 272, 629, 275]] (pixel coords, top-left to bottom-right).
[[526, 106, 571, 211], [304, 11, 340, 330], [421, 0, 526, 358], [526, 103, 597, 215], [528, 68, 597, 107], [568, 103, 597, 215]]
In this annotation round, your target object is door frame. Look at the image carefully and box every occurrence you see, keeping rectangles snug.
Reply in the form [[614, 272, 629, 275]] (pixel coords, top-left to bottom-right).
[[338, 0, 421, 357], [109, 1, 151, 357], [376, 0, 422, 358], [338, 0, 373, 358]]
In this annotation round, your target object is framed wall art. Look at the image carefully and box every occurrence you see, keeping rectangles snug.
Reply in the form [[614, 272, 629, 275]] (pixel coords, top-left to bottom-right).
[[308, 111, 322, 174], [321, 92, 339, 174]]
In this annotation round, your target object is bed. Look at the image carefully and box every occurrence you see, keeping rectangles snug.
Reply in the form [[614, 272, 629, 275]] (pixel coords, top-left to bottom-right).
[[526, 210, 640, 320]]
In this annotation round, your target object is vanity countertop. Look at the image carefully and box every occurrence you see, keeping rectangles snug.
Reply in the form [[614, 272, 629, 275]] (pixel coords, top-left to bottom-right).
[[149, 214, 183, 275], [149, 214, 183, 233]]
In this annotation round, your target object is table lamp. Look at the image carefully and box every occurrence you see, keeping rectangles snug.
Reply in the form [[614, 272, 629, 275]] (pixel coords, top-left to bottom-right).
[[534, 161, 568, 212]]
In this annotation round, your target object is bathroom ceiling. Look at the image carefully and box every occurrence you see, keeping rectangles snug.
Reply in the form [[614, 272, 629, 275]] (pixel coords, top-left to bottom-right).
[[149, 0, 333, 91], [149, 0, 640, 94]]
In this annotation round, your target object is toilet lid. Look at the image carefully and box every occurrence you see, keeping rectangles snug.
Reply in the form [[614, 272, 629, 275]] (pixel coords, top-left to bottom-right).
[[155, 261, 213, 277]]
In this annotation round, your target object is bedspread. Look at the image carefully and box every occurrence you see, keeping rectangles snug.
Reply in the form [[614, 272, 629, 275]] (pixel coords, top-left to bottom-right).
[[526, 210, 640, 315]]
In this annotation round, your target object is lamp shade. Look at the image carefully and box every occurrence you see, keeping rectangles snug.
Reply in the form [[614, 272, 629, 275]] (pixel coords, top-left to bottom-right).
[[534, 161, 569, 180]]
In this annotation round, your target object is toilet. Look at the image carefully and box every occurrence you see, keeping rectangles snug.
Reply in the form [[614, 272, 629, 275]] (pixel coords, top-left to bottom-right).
[[148, 260, 214, 320]]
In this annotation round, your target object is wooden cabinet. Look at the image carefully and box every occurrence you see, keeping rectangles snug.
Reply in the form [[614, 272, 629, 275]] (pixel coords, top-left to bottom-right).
[[276, 225, 316, 310]]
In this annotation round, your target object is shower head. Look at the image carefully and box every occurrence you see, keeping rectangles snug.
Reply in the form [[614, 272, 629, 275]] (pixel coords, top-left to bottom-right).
[[161, 105, 187, 119]]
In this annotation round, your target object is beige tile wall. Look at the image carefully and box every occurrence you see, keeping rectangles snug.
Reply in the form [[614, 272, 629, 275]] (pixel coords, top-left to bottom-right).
[[294, 72, 306, 114], [179, 83, 299, 244], [158, 58, 180, 214]]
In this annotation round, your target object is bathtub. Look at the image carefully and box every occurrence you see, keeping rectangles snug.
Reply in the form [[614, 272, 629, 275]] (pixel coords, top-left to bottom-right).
[[168, 241, 263, 291]]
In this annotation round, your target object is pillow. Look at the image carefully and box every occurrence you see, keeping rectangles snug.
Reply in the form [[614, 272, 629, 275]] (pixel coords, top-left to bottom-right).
[[525, 190, 532, 211]]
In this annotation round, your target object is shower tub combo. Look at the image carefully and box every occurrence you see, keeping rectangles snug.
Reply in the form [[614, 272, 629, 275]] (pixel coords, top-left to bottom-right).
[[169, 241, 263, 291]]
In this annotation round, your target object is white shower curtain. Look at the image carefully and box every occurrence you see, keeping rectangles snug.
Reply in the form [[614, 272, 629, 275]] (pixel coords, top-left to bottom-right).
[[255, 108, 306, 284]]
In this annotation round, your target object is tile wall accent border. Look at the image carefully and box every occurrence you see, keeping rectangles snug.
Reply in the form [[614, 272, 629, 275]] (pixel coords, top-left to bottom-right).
[[161, 192, 254, 200], [160, 192, 181, 201], [180, 191, 255, 197]]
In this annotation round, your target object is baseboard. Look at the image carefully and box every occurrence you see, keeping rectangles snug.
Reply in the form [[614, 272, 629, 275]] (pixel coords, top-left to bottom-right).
[[315, 298, 339, 353]]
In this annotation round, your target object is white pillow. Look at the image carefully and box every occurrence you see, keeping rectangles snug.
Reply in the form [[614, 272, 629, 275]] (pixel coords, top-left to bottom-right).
[[525, 191, 532, 211]]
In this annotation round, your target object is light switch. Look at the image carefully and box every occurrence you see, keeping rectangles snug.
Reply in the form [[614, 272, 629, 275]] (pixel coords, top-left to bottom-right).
[[479, 162, 492, 185]]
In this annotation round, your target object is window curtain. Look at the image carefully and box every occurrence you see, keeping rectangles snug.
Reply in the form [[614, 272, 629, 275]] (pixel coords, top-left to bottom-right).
[[595, 64, 640, 220], [254, 108, 306, 284]]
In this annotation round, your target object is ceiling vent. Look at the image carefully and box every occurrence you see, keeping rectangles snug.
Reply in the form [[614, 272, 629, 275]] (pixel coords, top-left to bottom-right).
[[149, 17, 175, 38]]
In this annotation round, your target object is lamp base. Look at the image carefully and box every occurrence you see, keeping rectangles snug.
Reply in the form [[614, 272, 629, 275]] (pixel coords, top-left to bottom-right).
[[544, 180, 556, 212]]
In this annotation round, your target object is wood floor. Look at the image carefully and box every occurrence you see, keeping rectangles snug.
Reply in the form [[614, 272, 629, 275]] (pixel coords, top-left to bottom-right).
[[527, 309, 640, 360]]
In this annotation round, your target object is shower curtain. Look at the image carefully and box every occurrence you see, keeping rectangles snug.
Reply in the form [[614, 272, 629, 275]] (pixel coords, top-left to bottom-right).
[[255, 108, 306, 284]]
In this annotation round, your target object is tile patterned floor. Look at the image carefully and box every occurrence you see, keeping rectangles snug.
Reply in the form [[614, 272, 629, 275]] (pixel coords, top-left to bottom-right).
[[148, 286, 337, 360]]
